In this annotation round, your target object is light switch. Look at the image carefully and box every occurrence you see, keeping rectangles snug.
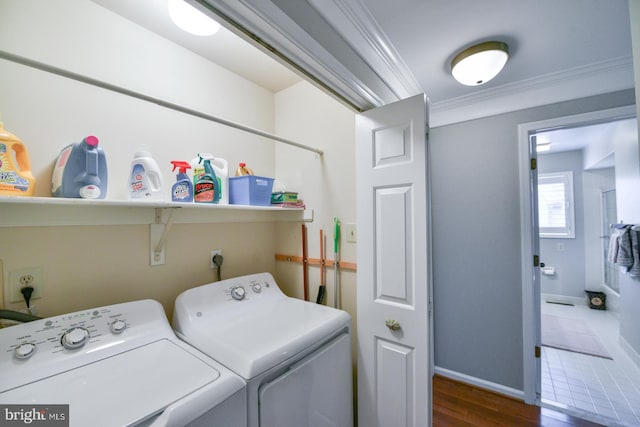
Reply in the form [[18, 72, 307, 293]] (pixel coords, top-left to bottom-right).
[[345, 223, 357, 243]]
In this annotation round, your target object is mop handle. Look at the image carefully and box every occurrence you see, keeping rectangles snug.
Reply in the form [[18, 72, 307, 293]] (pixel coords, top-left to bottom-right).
[[333, 217, 340, 309]]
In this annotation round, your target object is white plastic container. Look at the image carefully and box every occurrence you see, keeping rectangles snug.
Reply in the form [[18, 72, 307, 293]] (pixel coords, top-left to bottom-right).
[[211, 157, 229, 205], [128, 147, 163, 201]]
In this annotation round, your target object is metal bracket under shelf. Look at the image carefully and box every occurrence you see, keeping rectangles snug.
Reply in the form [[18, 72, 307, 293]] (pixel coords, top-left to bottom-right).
[[150, 207, 179, 266]]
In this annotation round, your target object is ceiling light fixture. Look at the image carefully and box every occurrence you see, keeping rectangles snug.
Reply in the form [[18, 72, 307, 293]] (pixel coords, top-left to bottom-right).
[[451, 41, 509, 86], [168, 0, 220, 36]]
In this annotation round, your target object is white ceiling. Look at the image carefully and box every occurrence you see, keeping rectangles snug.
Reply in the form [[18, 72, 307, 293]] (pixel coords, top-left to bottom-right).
[[92, 0, 636, 155], [90, 0, 302, 92]]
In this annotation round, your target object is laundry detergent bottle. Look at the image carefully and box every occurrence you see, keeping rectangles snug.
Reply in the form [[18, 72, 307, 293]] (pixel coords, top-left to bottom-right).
[[51, 135, 108, 199], [170, 160, 193, 202], [0, 119, 36, 196], [128, 147, 163, 201], [194, 157, 218, 203]]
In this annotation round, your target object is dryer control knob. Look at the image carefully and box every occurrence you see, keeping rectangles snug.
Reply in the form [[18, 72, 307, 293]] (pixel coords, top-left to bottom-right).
[[14, 343, 36, 359], [62, 327, 89, 350], [231, 286, 246, 300], [252, 283, 262, 293], [110, 320, 127, 334]]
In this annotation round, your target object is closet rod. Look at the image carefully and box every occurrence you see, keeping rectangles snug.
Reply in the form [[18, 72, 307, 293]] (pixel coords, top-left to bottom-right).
[[0, 50, 323, 156]]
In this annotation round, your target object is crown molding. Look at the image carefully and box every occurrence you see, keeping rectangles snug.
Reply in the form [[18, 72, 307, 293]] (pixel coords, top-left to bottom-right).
[[307, 0, 423, 100], [429, 55, 636, 127]]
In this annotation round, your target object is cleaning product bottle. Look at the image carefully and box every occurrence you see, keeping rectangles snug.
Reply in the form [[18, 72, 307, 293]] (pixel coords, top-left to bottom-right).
[[211, 157, 229, 204], [235, 162, 254, 176], [0, 119, 36, 196], [170, 161, 193, 203], [51, 135, 108, 199], [191, 153, 214, 188], [128, 147, 163, 201], [194, 157, 219, 203]]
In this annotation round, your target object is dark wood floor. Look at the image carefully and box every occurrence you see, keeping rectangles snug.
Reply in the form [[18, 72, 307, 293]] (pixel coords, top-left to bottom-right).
[[433, 375, 604, 426]]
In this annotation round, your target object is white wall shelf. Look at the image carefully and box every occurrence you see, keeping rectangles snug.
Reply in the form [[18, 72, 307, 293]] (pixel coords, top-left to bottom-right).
[[0, 196, 312, 227]]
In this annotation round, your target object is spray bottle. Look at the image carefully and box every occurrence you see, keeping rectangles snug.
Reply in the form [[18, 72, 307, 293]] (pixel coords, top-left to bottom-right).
[[194, 156, 218, 203], [170, 161, 193, 202]]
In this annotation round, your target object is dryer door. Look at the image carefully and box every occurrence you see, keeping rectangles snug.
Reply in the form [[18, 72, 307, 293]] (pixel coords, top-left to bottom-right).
[[258, 333, 352, 427]]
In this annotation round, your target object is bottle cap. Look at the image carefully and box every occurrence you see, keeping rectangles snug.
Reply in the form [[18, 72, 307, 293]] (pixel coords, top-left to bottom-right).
[[84, 136, 99, 147]]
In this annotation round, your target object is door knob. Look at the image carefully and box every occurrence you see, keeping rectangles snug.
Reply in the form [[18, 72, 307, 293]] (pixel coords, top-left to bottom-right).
[[385, 319, 401, 331]]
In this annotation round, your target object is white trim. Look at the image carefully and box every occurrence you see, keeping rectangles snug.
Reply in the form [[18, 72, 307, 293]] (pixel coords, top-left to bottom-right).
[[431, 56, 635, 127], [518, 104, 637, 406], [308, 0, 423, 100], [434, 367, 524, 401]]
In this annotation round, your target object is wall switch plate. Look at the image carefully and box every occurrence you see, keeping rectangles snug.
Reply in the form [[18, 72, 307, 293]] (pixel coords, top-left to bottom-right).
[[345, 223, 357, 243], [9, 267, 44, 303]]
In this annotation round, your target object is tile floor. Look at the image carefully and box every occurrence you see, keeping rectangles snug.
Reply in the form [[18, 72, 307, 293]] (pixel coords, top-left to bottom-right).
[[541, 301, 640, 427]]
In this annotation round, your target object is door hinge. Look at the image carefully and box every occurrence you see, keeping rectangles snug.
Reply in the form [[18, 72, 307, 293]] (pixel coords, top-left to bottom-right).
[[533, 255, 539, 267], [535, 345, 541, 358], [530, 158, 537, 170]]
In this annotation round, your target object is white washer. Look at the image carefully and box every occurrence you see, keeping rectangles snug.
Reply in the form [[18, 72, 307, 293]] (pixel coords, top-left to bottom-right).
[[0, 299, 247, 427], [173, 272, 353, 427]]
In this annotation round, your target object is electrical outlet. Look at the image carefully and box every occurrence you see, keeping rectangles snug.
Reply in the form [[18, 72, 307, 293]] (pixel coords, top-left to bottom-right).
[[9, 267, 44, 304], [210, 250, 223, 269]]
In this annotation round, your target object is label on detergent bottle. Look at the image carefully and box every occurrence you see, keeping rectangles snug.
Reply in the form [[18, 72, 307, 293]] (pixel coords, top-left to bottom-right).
[[130, 163, 147, 197], [0, 144, 30, 192], [194, 180, 214, 202]]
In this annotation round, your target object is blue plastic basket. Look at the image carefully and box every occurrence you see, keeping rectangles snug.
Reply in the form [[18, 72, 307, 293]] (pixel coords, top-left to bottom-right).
[[229, 176, 275, 206]]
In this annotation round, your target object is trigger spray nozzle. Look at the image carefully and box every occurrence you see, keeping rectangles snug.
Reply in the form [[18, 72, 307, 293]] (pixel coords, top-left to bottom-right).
[[171, 161, 191, 173]]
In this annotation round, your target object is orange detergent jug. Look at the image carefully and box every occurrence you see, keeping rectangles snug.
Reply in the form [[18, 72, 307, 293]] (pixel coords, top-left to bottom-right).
[[0, 120, 36, 196]]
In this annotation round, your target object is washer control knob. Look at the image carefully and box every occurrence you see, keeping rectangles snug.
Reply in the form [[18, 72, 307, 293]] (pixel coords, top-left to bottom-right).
[[252, 283, 262, 293], [14, 343, 36, 359], [110, 320, 127, 334], [61, 327, 89, 350], [231, 286, 246, 300]]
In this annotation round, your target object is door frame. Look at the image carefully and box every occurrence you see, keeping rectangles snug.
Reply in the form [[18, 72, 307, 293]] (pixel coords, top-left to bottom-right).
[[518, 104, 636, 404]]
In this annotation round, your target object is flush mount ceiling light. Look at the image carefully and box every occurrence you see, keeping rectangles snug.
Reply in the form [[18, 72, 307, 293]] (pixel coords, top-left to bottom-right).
[[168, 0, 220, 36], [451, 41, 509, 86]]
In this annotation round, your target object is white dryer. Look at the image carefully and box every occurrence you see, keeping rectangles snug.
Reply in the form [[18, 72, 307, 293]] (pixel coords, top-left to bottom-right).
[[173, 272, 353, 427], [0, 299, 247, 427]]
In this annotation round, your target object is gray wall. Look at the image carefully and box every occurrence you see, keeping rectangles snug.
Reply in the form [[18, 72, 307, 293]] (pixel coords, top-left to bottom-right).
[[430, 89, 635, 391], [538, 151, 586, 298]]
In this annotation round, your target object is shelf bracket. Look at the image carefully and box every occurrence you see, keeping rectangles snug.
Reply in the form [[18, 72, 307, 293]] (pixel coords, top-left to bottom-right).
[[150, 208, 178, 266]]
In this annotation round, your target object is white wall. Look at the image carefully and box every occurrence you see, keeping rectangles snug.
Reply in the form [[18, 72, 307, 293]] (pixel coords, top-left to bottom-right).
[[0, 0, 356, 320], [273, 81, 357, 325], [0, 0, 275, 200], [430, 89, 635, 392]]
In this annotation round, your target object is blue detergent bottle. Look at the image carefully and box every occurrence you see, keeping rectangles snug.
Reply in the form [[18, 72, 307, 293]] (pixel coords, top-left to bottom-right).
[[51, 135, 108, 199], [170, 161, 193, 202], [194, 157, 219, 203]]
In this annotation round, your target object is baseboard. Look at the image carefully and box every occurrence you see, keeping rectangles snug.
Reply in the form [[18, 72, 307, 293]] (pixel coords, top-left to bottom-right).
[[620, 335, 640, 369], [542, 293, 586, 306], [434, 366, 524, 401]]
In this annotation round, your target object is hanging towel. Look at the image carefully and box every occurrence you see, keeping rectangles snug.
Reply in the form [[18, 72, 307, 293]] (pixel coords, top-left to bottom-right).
[[628, 229, 640, 278], [608, 228, 622, 264], [616, 226, 634, 270]]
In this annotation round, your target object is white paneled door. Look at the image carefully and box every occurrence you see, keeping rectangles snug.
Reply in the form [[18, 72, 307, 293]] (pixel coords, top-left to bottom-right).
[[356, 94, 431, 427]]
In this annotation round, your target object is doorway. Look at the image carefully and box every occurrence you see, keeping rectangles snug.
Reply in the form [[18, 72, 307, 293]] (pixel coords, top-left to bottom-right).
[[518, 105, 640, 426]]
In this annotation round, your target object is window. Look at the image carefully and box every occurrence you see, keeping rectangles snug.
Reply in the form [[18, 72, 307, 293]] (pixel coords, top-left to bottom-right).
[[538, 171, 575, 238]]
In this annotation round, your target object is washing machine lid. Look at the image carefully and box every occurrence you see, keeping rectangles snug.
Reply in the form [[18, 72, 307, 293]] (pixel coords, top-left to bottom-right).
[[174, 273, 350, 379], [0, 340, 237, 427]]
